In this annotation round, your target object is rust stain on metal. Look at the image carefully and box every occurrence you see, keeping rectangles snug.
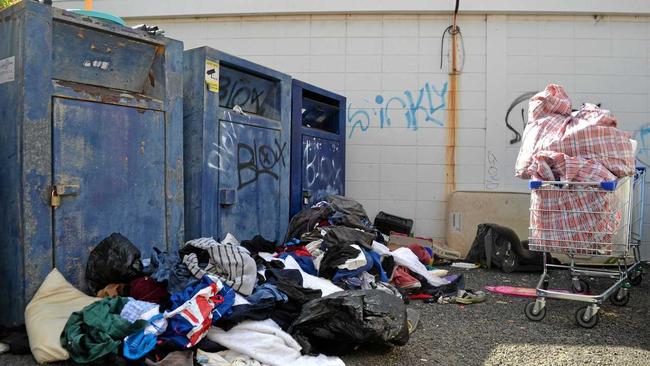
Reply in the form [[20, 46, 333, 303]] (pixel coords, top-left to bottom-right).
[[445, 2, 460, 197], [55, 80, 159, 106], [148, 70, 156, 87]]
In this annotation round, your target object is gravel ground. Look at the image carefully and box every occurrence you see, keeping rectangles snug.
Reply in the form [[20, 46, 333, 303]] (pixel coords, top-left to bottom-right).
[[343, 264, 650, 366], [2, 265, 648, 366]]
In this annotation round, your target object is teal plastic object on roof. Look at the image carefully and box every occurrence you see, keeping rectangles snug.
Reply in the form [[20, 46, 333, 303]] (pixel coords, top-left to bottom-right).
[[67, 9, 127, 26]]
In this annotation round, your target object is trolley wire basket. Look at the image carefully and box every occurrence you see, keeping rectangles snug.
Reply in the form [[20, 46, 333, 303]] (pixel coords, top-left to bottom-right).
[[523, 168, 645, 328], [528, 176, 632, 257]]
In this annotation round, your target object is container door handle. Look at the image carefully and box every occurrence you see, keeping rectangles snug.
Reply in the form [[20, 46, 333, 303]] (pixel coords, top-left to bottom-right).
[[220, 189, 236, 207], [302, 190, 312, 205]]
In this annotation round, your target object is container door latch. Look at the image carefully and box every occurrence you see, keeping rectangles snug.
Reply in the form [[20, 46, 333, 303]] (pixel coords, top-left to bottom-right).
[[50, 184, 80, 209], [302, 190, 312, 205]]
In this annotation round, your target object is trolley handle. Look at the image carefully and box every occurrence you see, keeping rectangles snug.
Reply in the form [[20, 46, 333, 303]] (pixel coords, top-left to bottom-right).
[[634, 167, 646, 182], [528, 180, 618, 191]]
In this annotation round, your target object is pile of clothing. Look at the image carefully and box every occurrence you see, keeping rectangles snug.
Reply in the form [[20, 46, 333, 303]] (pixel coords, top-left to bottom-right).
[[516, 84, 637, 255], [25, 195, 461, 365]]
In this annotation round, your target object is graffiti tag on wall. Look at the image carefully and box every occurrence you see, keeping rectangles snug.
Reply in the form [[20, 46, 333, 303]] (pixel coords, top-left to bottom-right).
[[485, 150, 499, 190], [347, 81, 448, 138], [505, 92, 537, 145]]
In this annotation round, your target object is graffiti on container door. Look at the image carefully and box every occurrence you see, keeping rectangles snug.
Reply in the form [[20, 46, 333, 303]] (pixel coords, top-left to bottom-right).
[[304, 138, 342, 190], [207, 123, 238, 173], [237, 139, 287, 190], [347, 81, 448, 138], [219, 71, 278, 119]]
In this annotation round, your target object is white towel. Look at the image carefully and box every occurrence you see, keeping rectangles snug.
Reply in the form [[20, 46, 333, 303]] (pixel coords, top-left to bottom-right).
[[207, 319, 345, 366]]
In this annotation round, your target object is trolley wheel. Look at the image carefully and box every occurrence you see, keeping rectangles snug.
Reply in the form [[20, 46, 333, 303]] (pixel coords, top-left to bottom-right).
[[629, 271, 643, 286], [542, 279, 549, 290], [610, 289, 630, 307], [524, 301, 546, 322], [575, 306, 599, 329], [571, 279, 590, 294]]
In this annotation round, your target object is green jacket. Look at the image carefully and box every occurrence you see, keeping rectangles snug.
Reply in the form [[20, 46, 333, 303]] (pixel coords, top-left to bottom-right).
[[61, 296, 147, 363]]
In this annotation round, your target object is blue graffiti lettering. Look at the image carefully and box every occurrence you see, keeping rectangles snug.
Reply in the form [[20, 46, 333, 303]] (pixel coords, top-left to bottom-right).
[[347, 81, 448, 138], [347, 103, 371, 138]]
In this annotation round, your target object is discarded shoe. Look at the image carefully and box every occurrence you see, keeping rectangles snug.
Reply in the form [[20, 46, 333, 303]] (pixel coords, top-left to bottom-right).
[[452, 289, 486, 304]]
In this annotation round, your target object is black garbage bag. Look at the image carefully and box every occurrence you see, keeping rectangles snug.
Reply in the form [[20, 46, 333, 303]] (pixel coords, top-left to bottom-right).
[[85, 233, 143, 293], [323, 226, 376, 250], [466, 224, 546, 272], [326, 195, 376, 232], [289, 289, 409, 355], [284, 204, 334, 243], [325, 195, 370, 221]]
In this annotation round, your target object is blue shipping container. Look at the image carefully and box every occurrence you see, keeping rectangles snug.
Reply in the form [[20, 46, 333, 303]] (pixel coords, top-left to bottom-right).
[[0, 2, 184, 325], [290, 80, 346, 217], [183, 47, 291, 243]]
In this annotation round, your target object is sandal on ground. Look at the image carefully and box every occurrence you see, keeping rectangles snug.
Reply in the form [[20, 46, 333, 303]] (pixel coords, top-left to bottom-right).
[[452, 289, 486, 304]]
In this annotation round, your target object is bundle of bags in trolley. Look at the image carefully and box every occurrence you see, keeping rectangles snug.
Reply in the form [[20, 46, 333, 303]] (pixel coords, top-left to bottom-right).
[[515, 84, 637, 256]]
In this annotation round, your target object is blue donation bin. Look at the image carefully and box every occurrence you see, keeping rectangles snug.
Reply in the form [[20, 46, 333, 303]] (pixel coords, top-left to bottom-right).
[[290, 80, 346, 217], [183, 47, 291, 244], [0, 1, 184, 324]]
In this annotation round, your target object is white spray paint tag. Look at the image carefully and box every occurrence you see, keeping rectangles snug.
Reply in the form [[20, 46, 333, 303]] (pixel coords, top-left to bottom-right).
[[0, 56, 15, 85]]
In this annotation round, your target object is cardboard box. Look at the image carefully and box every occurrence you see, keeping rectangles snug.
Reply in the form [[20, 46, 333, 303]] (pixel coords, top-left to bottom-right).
[[388, 233, 461, 260]]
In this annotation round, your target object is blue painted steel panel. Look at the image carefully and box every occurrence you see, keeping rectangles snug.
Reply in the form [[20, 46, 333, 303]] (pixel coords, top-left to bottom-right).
[[0, 1, 27, 331], [52, 98, 166, 287], [183, 47, 291, 243], [301, 136, 344, 207], [290, 80, 346, 217], [0, 1, 184, 325], [52, 21, 158, 93]]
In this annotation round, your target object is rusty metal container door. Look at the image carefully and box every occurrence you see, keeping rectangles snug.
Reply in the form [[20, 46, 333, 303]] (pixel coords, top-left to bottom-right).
[[0, 1, 183, 325], [52, 98, 166, 287]]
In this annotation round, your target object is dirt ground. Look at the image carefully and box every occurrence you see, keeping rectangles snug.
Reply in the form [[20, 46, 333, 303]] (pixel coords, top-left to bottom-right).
[[2, 265, 648, 366]]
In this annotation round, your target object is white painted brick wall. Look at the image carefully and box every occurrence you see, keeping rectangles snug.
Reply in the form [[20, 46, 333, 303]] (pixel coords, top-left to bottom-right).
[[130, 14, 650, 246]]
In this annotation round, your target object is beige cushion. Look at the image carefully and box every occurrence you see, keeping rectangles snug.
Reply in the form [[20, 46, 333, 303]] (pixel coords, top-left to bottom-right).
[[25, 268, 100, 363]]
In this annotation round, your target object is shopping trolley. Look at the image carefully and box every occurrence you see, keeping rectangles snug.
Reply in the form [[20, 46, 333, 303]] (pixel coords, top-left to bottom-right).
[[523, 168, 645, 328]]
